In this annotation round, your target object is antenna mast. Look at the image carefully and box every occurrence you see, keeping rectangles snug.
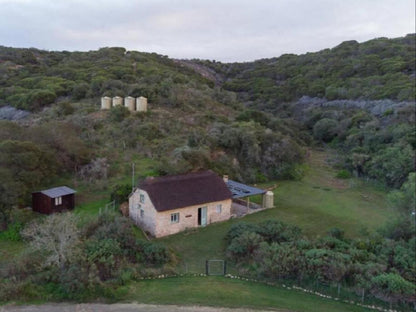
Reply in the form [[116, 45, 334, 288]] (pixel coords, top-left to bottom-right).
[[132, 162, 135, 192]]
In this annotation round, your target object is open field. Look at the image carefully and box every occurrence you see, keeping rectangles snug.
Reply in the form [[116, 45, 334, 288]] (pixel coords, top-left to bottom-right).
[[160, 150, 395, 272], [122, 276, 372, 312], [270, 150, 393, 237]]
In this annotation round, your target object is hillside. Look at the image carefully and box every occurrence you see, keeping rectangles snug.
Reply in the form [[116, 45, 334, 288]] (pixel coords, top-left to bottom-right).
[[195, 34, 415, 104], [0, 45, 308, 214], [0, 35, 415, 310], [187, 35, 416, 189]]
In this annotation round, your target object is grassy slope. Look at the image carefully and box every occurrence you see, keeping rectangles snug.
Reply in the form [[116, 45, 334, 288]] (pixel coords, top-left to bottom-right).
[[272, 150, 393, 237], [124, 276, 370, 312], [160, 150, 395, 272], [0, 150, 395, 310]]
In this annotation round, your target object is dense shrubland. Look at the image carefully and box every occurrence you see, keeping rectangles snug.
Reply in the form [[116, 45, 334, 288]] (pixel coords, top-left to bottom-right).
[[194, 35, 416, 189], [303, 105, 415, 188], [199, 34, 415, 103], [0, 46, 216, 111], [225, 220, 415, 308], [0, 210, 172, 301]]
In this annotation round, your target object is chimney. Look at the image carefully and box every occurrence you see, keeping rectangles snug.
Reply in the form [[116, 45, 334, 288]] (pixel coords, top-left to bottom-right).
[[223, 175, 229, 183]]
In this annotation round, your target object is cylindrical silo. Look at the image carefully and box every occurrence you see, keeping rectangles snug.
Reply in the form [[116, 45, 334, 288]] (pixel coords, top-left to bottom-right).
[[136, 96, 148, 112], [101, 96, 111, 109], [112, 96, 123, 107], [263, 191, 274, 209], [124, 96, 136, 111]]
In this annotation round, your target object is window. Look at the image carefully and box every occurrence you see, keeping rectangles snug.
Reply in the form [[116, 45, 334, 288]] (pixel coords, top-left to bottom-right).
[[55, 197, 62, 205], [170, 212, 179, 224], [139, 194, 145, 203], [140, 205, 144, 218], [216, 204, 222, 213]]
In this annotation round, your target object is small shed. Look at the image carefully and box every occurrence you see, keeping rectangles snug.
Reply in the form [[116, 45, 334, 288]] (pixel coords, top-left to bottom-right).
[[32, 186, 76, 214]]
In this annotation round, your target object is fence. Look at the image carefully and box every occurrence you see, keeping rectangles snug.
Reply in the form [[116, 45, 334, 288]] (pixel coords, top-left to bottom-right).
[[174, 259, 413, 312], [232, 198, 262, 210]]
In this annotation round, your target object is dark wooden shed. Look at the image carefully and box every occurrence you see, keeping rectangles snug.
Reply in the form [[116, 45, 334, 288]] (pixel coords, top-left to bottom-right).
[[32, 186, 76, 214]]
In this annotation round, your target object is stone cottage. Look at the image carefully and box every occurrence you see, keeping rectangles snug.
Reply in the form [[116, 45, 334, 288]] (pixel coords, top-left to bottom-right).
[[129, 170, 232, 237]]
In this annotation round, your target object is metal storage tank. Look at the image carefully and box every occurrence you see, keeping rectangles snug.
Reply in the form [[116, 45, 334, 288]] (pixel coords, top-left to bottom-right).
[[112, 96, 123, 107], [124, 96, 136, 111], [263, 191, 274, 208], [136, 96, 148, 112], [101, 96, 112, 110]]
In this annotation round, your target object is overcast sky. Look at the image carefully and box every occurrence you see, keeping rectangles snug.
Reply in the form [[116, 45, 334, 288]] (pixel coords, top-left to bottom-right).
[[0, 0, 414, 62]]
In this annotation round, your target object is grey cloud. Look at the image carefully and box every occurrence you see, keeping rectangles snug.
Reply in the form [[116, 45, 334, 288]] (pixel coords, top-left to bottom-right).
[[0, 0, 414, 61]]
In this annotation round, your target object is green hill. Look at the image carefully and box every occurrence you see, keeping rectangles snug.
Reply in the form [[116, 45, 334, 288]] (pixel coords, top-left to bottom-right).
[[0, 35, 415, 310], [196, 34, 415, 103]]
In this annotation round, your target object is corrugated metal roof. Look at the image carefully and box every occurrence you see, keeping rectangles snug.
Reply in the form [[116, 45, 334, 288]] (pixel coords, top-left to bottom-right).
[[40, 186, 76, 198], [226, 180, 265, 198]]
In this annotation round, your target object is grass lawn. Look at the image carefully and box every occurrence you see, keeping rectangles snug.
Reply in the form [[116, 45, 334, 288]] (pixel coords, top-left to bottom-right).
[[123, 276, 371, 312], [269, 150, 394, 237], [160, 149, 395, 272]]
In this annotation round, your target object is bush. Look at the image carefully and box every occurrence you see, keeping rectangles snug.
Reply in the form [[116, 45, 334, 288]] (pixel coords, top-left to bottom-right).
[[27, 89, 57, 111], [108, 106, 130, 122], [313, 118, 338, 142], [225, 222, 260, 244], [137, 240, 170, 266], [226, 231, 263, 262], [327, 227, 345, 240], [72, 83, 90, 100], [257, 220, 302, 243], [110, 184, 132, 205], [56, 101, 75, 116], [0, 221, 22, 241], [336, 169, 351, 179]]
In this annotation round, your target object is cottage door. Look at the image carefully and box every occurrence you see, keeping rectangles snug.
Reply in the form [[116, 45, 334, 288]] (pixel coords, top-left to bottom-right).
[[198, 206, 207, 226]]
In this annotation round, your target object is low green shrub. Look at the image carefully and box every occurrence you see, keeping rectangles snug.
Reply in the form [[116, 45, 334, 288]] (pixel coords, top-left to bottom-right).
[[336, 169, 351, 179], [0, 221, 23, 241]]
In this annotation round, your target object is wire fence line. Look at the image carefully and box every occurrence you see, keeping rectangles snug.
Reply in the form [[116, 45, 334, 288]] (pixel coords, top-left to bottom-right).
[[175, 259, 413, 312]]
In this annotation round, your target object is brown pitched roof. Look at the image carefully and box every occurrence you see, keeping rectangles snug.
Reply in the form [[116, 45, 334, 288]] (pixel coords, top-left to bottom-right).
[[138, 170, 232, 212]]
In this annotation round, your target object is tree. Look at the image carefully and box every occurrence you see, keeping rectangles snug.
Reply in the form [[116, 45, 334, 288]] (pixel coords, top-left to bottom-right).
[[22, 213, 80, 270]]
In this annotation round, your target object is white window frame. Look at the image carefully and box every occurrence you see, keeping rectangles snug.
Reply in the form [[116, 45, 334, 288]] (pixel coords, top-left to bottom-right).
[[170, 212, 179, 224], [55, 197, 62, 205], [139, 194, 145, 203], [216, 204, 222, 213]]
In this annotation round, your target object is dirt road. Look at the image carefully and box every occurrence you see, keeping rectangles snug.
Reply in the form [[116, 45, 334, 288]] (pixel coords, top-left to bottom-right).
[[0, 303, 280, 312]]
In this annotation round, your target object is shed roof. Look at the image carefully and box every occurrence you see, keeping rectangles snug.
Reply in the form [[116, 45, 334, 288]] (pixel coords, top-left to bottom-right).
[[225, 180, 266, 198], [39, 186, 76, 198], [138, 170, 232, 212]]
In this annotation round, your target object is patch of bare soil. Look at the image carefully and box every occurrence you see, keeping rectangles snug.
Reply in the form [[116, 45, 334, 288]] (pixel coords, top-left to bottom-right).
[[326, 178, 349, 190], [0, 303, 286, 312]]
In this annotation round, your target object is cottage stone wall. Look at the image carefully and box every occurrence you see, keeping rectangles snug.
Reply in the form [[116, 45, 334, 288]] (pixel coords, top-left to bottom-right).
[[129, 189, 157, 235], [154, 199, 231, 237], [129, 188, 231, 237]]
